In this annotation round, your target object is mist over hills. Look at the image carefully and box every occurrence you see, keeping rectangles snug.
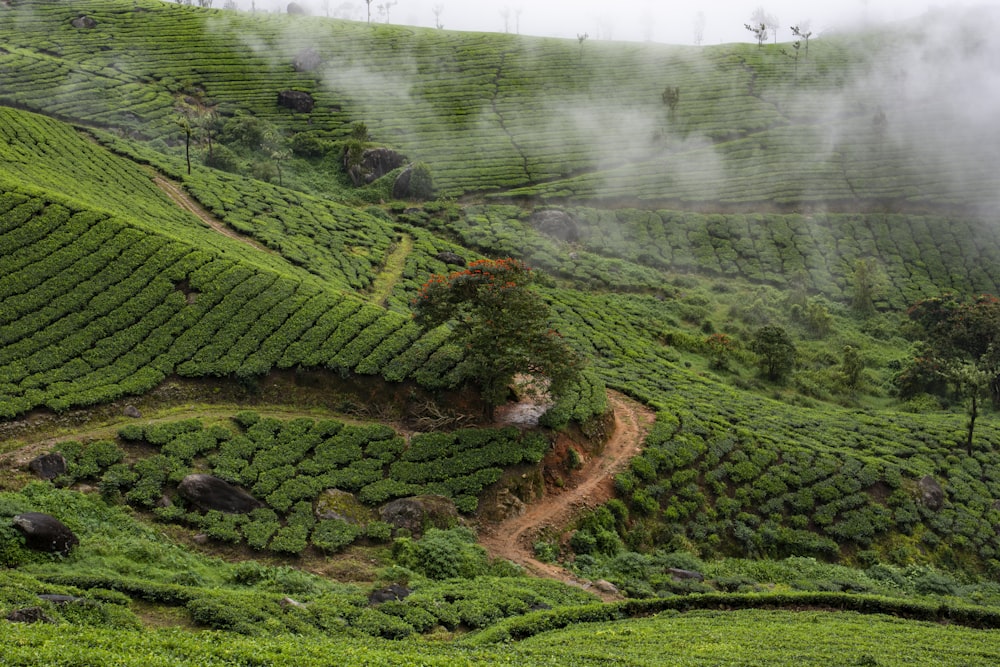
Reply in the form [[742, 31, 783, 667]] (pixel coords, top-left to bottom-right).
[[3, 2, 1000, 662]]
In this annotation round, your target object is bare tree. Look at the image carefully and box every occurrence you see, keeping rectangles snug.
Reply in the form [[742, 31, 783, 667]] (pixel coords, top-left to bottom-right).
[[499, 7, 510, 33], [514, 7, 522, 34], [377, 1, 397, 23], [791, 24, 813, 57], [364, 0, 373, 24], [432, 3, 444, 29], [750, 6, 779, 44], [744, 21, 767, 47], [693, 11, 705, 46]]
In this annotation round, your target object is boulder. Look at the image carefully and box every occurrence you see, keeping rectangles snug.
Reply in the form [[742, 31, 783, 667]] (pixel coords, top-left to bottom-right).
[[28, 452, 67, 480], [348, 147, 407, 186], [70, 15, 97, 29], [12, 512, 78, 556], [293, 48, 322, 72], [277, 90, 314, 113], [379, 495, 457, 537], [667, 567, 704, 582], [592, 579, 619, 595], [435, 251, 467, 267], [314, 489, 373, 524], [37, 594, 85, 605], [177, 474, 262, 514], [6, 607, 53, 624], [918, 475, 945, 511], [123, 405, 142, 418], [368, 584, 411, 605], [529, 209, 579, 242]]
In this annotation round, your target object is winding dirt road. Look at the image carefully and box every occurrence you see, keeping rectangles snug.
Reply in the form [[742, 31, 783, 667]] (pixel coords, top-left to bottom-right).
[[479, 391, 655, 600]]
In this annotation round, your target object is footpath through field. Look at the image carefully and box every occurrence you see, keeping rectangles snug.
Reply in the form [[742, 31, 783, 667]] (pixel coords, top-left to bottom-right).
[[480, 391, 655, 602]]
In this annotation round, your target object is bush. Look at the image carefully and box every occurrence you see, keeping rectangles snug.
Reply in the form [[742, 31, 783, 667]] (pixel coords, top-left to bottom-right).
[[392, 528, 490, 580], [311, 519, 361, 553]]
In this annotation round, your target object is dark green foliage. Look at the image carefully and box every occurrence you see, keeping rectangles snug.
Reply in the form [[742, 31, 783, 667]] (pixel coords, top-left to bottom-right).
[[392, 528, 490, 580], [751, 325, 797, 381]]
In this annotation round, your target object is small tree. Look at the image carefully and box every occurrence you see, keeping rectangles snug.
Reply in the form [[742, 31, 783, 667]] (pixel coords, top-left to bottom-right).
[[744, 22, 767, 47], [751, 325, 796, 381], [408, 162, 434, 200], [838, 344, 865, 395], [413, 258, 580, 419], [705, 333, 735, 371], [432, 3, 444, 29], [851, 257, 884, 317], [791, 25, 812, 57], [661, 86, 680, 114]]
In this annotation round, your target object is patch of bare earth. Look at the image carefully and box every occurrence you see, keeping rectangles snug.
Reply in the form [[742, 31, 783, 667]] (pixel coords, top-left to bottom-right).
[[479, 391, 655, 602], [152, 174, 274, 254]]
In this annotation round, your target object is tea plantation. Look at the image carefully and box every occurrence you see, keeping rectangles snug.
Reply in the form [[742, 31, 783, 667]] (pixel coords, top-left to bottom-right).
[[3, 0, 1000, 663]]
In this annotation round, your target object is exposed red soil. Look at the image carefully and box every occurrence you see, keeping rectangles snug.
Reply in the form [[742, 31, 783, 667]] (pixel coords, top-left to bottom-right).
[[479, 391, 656, 601]]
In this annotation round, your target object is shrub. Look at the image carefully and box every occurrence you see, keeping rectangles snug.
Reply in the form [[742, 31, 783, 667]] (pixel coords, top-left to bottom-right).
[[392, 528, 490, 580], [311, 519, 361, 553]]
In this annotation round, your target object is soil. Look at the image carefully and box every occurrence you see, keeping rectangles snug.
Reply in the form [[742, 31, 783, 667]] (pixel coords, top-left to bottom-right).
[[478, 391, 655, 601], [151, 174, 274, 254]]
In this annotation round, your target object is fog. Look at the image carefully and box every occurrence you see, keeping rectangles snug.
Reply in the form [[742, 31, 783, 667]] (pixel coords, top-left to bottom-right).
[[235, 0, 1000, 45]]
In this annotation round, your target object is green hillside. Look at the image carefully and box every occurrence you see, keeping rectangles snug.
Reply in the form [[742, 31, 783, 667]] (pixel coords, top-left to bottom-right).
[[3, 0, 1000, 663]]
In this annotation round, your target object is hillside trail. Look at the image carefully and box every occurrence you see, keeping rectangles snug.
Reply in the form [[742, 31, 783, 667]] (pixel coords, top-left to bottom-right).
[[480, 391, 656, 602], [151, 173, 274, 255]]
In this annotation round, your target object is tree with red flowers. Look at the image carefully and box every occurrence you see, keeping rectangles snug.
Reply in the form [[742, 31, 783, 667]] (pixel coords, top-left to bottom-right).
[[413, 258, 580, 419]]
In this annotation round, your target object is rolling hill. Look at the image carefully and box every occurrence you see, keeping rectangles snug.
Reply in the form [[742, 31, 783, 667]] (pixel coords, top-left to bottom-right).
[[3, 0, 1000, 663]]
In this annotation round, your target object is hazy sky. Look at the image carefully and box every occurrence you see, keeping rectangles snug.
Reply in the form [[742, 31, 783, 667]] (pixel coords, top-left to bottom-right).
[[251, 0, 1000, 45]]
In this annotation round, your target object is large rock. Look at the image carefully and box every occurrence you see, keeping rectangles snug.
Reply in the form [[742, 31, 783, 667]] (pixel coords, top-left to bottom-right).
[[435, 251, 467, 267], [529, 209, 579, 242], [368, 584, 411, 605], [667, 567, 704, 582], [70, 15, 97, 29], [28, 452, 67, 480], [348, 147, 407, 186], [177, 474, 262, 514], [12, 513, 78, 556], [379, 495, 457, 537], [6, 607, 53, 624], [918, 475, 945, 511], [292, 48, 322, 72], [277, 90, 315, 113], [314, 489, 374, 524]]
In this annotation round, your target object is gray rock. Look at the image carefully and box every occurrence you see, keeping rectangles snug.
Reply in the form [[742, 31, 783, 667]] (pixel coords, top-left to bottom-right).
[[918, 475, 945, 511], [123, 405, 142, 418], [435, 251, 467, 267], [529, 209, 579, 242], [278, 90, 314, 113], [348, 147, 407, 186], [28, 452, 67, 480], [379, 495, 457, 537], [293, 48, 322, 72], [12, 512, 78, 556], [37, 594, 85, 605], [368, 584, 411, 605], [70, 15, 97, 29], [667, 567, 704, 582], [6, 606, 53, 624], [592, 579, 619, 594], [177, 474, 262, 514]]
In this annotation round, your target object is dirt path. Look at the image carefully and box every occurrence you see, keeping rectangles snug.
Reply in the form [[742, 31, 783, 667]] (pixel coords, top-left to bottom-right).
[[151, 174, 274, 255], [479, 391, 656, 601]]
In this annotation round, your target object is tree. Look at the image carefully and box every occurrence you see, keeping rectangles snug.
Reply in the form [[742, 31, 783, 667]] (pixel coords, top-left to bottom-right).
[[692, 11, 706, 46], [705, 333, 734, 371], [744, 22, 767, 47], [432, 4, 444, 29], [851, 257, 884, 317], [413, 258, 580, 419], [751, 325, 796, 381], [838, 344, 864, 395], [791, 24, 812, 57], [905, 294, 1000, 452], [661, 86, 680, 114], [364, 0, 373, 24]]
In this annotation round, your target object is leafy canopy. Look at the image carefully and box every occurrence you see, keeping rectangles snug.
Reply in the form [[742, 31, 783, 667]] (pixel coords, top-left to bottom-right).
[[413, 258, 580, 415]]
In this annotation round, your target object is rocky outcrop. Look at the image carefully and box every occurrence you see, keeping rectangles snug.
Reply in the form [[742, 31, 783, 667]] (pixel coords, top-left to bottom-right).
[[293, 48, 322, 72], [277, 90, 315, 113], [12, 512, 78, 556], [177, 474, 262, 514], [667, 567, 704, 582], [348, 147, 407, 186], [314, 489, 373, 524], [379, 495, 457, 537], [70, 15, 97, 29], [918, 475, 945, 511], [28, 453, 67, 480], [368, 584, 411, 605], [6, 607, 53, 624], [435, 251, 467, 267], [529, 209, 579, 242], [123, 405, 142, 418]]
